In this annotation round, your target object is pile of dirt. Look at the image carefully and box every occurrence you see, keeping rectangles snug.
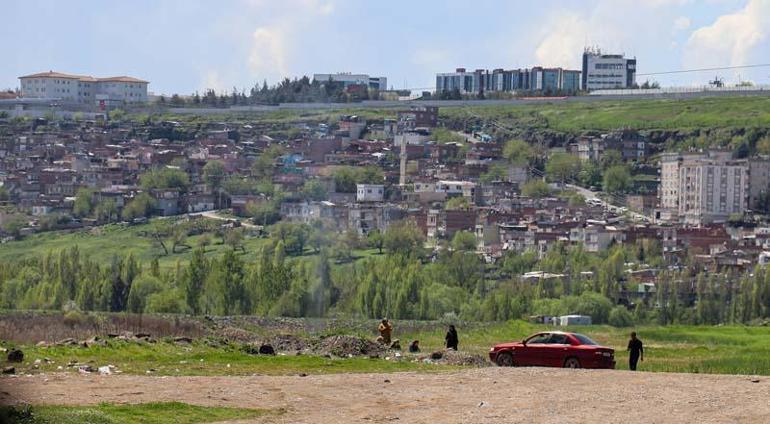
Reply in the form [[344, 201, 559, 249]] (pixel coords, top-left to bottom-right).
[[430, 350, 490, 367], [312, 335, 386, 357], [263, 334, 308, 352]]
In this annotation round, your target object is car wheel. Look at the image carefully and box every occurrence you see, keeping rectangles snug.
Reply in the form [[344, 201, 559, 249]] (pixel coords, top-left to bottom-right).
[[563, 357, 581, 369], [496, 352, 514, 367]]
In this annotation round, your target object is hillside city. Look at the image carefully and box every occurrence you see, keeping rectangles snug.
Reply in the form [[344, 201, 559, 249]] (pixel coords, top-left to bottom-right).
[[0, 44, 769, 328]]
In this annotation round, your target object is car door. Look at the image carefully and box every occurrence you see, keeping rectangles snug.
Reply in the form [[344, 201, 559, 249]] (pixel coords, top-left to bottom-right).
[[519, 333, 551, 366], [542, 333, 570, 367]]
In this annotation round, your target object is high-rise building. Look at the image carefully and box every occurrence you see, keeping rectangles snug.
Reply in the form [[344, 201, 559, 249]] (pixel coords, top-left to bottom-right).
[[659, 151, 748, 225], [19, 71, 149, 104], [581, 48, 636, 91], [436, 66, 580, 95], [312, 73, 388, 91]]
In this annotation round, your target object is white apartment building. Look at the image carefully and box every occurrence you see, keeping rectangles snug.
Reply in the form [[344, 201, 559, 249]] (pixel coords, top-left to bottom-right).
[[19, 71, 149, 104], [581, 48, 636, 91], [356, 184, 385, 202], [659, 151, 748, 225]]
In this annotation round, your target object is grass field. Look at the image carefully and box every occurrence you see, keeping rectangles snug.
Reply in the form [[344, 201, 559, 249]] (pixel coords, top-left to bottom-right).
[[147, 95, 770, 133], [0, 402, 274, 424], [0, 219, 269, 268], [3, 318, 770, 377], [443, 95, 770, 132]]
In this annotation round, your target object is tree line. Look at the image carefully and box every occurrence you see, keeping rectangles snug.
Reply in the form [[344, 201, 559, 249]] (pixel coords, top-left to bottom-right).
[[2, 221, 769, 326]]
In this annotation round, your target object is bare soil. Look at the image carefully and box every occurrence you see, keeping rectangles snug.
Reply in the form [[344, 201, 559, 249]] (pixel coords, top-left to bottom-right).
[[2, 368, 769, 423]]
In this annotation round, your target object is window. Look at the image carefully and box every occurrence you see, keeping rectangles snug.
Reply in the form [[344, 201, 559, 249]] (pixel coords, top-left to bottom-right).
[[572, 334, 598, 345], [525, 334, 551, 344]]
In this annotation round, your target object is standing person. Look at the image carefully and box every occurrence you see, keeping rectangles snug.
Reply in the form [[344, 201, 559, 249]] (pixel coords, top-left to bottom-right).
[[627, 332, 644, 371], [378, 319, 393, 345], [445, 325, 459, 350]]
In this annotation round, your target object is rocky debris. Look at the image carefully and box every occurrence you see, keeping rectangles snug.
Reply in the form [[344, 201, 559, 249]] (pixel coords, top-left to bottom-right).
[[98, 365, 116, 375], [434, 350, 489, 367], [258, 344, 276, 355], [78, 365, 95, 374], [241, 344, 260, 355], [174, 337, 193, 344], [7, 349, 24, 363], [314, 335, 385, 358], [264, 334, 308, 352], [82, 336, 106, 348], [2, 367, 15, 375], [430, 351, 443, 360], [56, 338, 78, 346]]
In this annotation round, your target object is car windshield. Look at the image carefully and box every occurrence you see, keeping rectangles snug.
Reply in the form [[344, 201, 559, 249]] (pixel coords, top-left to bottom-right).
[[572, 333, 598, 345]]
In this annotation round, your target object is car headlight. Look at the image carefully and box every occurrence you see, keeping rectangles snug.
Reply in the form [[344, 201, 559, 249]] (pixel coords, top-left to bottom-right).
[[490, 347, 495, 352]]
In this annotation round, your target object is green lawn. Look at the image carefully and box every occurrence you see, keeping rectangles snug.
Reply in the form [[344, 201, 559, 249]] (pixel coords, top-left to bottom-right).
[[400, 321, 770, 374], [0, 220, 268, 268], [4, 320, 770, 376], [443, 95, 770, 132], [0, 402, 273, 424], [3, 337, 450, 377]]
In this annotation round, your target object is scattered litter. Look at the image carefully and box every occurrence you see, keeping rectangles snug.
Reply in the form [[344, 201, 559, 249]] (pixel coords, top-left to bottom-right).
[[98, 366, 112, 375]]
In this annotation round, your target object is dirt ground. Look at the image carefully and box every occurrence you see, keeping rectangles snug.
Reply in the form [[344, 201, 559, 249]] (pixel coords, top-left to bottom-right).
[[2, 368, 769, 423]]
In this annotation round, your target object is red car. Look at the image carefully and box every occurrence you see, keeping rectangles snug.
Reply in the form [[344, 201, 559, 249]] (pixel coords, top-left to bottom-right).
[[489, 331, 615, 369]]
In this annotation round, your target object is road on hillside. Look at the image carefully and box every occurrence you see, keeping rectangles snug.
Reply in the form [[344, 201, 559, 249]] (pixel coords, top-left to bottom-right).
[[190, 210, 261, 229], [3, 368, 768, 423], [566, 183, 652, 223]]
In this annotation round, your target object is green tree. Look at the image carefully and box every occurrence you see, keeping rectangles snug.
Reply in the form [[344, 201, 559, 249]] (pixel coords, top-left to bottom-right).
[[139, 167, 190, 191], [503, 139, 534, 165], [608, 306, 634, 327], [1, 214, 27, 238], [252, 145, 283, 179], [126, 274, 163, 313], [73, 188, 95, 217], [451, 231, 477, 252], [302, 179, 328, 201], [94, 199, 118, 223], [383, 220, 425, 256], [545, 152, 581, 184], [203, 160, 226, 207], [445, 196, 471, 210], [367, 229, 384, 254], [521, 180, 552, 198], [122, 192, 156, 221], [603, 165, 632, 194]]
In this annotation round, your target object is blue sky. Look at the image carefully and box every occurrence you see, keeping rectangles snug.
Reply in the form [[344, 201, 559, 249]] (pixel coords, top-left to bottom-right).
[[2, 0, 769, 94]]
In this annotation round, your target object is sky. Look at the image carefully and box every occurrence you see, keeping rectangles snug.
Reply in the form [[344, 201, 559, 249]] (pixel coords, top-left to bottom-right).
[[1, 0, 769, 95]]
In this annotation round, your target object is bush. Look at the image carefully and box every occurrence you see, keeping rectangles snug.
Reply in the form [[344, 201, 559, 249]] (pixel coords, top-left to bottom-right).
[[609, 306, 634, 327], [62, 310, 86, 328]]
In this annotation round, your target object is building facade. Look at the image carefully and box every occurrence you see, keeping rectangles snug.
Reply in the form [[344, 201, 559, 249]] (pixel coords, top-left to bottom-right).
[[19, 71, 149, 104], [312, 73, 388, 91], [436, 67, 581, 95], [659, 151, 748, 225], [581, 48, 636, 91]]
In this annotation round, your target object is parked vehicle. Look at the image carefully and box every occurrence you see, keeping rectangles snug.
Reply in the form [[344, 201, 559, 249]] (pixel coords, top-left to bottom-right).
[[489, 331, 615, 369]]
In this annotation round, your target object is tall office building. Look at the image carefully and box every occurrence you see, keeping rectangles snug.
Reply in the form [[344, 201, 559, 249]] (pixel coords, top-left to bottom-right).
[[581, 48, 636, 91]]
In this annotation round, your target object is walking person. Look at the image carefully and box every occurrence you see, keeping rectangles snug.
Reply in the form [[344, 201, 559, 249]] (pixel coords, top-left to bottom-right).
[[445, 325, 459, 350], [627, 332, 644, 371]]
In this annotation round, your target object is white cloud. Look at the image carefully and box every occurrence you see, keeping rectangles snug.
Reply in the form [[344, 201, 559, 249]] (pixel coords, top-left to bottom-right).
[[248, 26, 289, 82], [534, 13, 589, 68], [684, 0, 770, 67], [201, 70, 228, 92], [674, 16, 691, 30]]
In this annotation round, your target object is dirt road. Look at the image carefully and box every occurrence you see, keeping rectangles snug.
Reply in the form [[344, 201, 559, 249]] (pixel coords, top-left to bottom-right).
[[2, 368, 768, 423]]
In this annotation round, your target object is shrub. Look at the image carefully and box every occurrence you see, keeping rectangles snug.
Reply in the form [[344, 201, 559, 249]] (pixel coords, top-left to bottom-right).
[[609, 306, 634, 327]]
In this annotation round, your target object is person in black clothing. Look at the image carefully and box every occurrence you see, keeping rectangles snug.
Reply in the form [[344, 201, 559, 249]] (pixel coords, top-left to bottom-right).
[[627, 332, 644, 371], [445, 325, 458, 350]]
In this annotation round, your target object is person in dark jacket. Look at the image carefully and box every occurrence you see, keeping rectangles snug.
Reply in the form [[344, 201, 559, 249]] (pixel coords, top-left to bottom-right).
[[445, 325, 458, 350], [627, 332, 644, 371]]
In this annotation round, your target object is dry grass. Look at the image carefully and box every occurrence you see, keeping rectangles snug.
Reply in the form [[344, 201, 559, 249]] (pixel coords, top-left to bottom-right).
[[0, 311, 205, 343]]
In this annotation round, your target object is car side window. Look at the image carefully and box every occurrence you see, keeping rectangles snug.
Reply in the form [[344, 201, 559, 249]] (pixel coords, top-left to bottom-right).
[[526, 334, 550, 344], [548, 334, 568, 344]]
